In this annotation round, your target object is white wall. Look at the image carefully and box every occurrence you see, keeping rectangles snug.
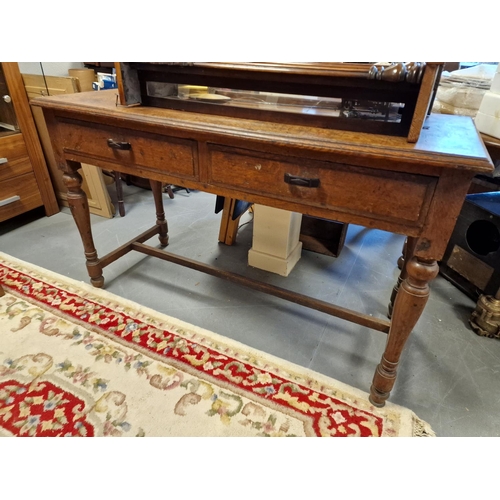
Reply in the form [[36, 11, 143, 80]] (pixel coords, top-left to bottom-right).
[[18, 62, 85, 77]]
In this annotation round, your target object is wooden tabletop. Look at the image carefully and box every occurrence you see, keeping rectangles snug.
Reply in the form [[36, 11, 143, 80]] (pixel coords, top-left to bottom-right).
[[33, 90, 494, 174]]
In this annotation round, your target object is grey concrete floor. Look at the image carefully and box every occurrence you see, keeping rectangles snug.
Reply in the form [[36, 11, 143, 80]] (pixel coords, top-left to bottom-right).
[[1, 182, 500, 437]]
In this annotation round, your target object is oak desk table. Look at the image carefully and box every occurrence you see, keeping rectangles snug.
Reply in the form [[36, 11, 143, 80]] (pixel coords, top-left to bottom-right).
[[34, 90, 493, 407]]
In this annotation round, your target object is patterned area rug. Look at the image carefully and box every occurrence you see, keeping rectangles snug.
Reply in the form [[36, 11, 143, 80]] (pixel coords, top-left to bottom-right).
[[0, 251, 434, 437]]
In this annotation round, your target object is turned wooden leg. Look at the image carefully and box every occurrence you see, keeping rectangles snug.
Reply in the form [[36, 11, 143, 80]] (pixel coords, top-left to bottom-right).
[[62, 160, 104, 288], [388, 236, 417, 318], [150, 179, 169, 247], [114, 171, 125, 217], [164, 184, 175, 199], [371, 256, 438, 407], [396, 238, 406, 270]]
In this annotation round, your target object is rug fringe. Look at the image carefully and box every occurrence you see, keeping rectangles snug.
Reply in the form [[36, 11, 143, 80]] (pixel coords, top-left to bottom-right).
[[412, 415, 437, 437]]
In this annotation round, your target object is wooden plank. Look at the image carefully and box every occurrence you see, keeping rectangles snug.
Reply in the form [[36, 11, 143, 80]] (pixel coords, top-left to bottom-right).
[[23, 73, 79, 98], [218, 197, 247, 245], [407, 64, 441, 143]]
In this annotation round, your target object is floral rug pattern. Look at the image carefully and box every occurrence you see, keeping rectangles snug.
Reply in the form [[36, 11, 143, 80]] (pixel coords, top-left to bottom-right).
[[0, 252, 434, 437]]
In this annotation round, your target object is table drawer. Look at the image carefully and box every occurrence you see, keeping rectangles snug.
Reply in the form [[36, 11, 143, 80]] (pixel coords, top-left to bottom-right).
[[56, 119, 199, 179], [208, 145, 437, 225], [0, 172, 43, 222]]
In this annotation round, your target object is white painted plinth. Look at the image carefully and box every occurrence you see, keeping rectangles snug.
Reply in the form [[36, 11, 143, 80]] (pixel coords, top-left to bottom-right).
[[248, 205, 302, 276]]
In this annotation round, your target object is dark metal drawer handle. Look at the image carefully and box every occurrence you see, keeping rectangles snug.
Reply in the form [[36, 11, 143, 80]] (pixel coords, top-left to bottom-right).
[[107, 139, 131, 150], [284, 173, 320, 188]]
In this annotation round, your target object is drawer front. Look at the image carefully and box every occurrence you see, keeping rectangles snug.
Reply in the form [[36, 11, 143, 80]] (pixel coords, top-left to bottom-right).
[[0, 133, 28, 162], [0, 155, 32, 183], [0, 133, 32, 182], [208, 146, 437, 225], [56, 119, 198, 179], [0, 172, 43, 222]]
